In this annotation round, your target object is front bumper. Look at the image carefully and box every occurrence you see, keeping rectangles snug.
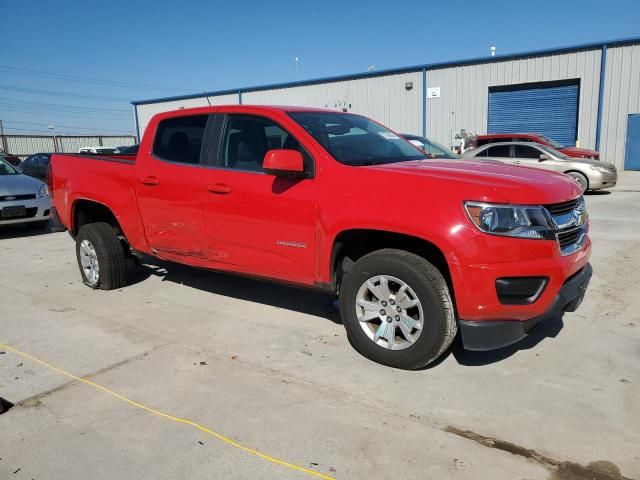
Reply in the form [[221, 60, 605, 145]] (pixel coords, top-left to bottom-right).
[[0, 196, 51, 225], [459, 263, 592, 351], [588, 169, 618, 190]]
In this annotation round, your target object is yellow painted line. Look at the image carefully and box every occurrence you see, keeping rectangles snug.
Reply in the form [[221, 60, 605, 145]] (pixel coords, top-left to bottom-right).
[[0, 343, 336, 480]]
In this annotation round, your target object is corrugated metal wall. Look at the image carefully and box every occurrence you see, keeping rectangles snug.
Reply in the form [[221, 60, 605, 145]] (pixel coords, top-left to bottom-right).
[[136, 93, 239, 138], [2, 135, 136, 158], [426, 49, 601, 151], [600, 44, 640, 168], [243, 71, 423, 135], [135, 73, 422, 139], [134, 41, 640, 170]]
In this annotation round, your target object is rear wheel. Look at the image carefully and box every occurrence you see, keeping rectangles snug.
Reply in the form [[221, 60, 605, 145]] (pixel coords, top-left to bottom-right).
[[339, 249, 457, 369], [567, 171, 589, 192], [75, 222, 127, 290]]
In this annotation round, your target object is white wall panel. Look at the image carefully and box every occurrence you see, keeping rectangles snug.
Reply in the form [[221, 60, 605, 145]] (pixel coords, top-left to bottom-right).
[[600, 44, 640, 169], [242, 71, 423, 135]]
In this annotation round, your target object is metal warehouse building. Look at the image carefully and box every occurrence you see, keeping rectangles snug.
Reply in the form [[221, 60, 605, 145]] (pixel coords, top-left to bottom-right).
[[133, 37, 640, 170]]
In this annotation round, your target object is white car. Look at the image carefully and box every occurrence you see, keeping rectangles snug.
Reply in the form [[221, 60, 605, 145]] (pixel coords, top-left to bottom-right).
[[461, 142, 617, 192], [0, 157, 51, 228], [78, 147, 118, 155]]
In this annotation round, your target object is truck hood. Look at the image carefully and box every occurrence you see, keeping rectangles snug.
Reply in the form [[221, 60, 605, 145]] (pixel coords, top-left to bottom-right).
[[560, 146, 599, 159], [0, 173, 44, 196], [368, 159, 582, 204]]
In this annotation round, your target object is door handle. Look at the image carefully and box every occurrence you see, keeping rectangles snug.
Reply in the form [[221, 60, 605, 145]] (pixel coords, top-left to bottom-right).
[[141, 176, 160, 186], [207, 183, 232, 194], [513, 161, 521, 164]]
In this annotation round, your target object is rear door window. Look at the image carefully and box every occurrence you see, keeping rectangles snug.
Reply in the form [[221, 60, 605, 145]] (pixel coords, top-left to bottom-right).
[[486, 145, 512, 157], [514, 145, 542, 158], [153, 115, 208, 165]]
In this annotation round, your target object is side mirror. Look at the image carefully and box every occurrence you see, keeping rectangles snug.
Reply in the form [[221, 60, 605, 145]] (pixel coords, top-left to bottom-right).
[[263, 149, 306, 178], [539, 153, 550, 162]]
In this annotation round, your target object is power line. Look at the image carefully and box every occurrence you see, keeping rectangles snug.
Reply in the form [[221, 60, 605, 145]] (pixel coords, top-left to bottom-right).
[[0, 65, 193, 92], [0, 97, 129, 112], [0, 103, 127, 119], [3, 127, 135, 135], [0, 84, 129, 102], [2, 120, 135, 133]]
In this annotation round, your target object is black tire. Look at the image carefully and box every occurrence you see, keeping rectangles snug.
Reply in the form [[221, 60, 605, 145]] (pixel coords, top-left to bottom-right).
[[28, 220, 50, 230], [339, 249, 457, 369], [75, 222, 127, 290], [567, 171, 589, 192]]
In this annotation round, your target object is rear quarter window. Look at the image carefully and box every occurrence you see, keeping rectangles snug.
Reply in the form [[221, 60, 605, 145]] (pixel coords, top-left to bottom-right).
[[153, 115, 208, 165]]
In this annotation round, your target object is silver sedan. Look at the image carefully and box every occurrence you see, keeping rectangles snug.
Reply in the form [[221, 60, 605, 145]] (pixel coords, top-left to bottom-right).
[[0, 157, 51, 227], [462, 141, 617, 192]]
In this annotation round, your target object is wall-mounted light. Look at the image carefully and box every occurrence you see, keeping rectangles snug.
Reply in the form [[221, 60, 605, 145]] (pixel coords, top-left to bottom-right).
[[405, 82, 413, 91]]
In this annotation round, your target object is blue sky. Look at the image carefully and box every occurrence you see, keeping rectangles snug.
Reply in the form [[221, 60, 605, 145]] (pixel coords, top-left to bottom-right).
[[1, 0, 639, 136]]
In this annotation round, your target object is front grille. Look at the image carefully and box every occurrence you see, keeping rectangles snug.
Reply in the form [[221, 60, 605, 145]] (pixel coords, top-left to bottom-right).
[[544, 197, 587, 256], [0, 194, 36, 202], [545, 198, 579, 216], [557, 226, 582, 249]]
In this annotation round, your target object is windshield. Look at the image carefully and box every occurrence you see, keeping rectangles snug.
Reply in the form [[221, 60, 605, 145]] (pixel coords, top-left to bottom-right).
[[0, 158, 18, 175], [538, 144, 569, 159], [288, 112, 426, 166], [539, 135, 565, 149]]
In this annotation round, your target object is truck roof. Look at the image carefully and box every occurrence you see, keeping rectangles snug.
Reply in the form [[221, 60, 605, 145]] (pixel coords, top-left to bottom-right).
[[157, 104, 345, 117]]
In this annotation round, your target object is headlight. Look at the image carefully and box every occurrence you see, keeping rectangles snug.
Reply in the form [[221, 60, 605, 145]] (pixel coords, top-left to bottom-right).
[[589, 165, 610, 173], [464, 202, 555, 239], [39, 184, 49, 198]]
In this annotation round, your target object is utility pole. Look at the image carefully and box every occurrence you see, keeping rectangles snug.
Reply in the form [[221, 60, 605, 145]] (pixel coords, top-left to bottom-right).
[[0, 119, 8, 154], [48, 125, 58, 153]]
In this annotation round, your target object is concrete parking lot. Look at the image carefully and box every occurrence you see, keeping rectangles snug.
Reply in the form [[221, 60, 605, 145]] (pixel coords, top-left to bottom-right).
[[1, 174, 639, 480]]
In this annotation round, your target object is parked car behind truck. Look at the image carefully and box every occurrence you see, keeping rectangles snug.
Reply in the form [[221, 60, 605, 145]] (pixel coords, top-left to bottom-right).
[[476, 133, 600, 159], [0, 157, 51, 228], [462, 142, 617, 192], [20, 153, 52, 182], [400, 134, 458, 159], [50, 105, 592, 369]]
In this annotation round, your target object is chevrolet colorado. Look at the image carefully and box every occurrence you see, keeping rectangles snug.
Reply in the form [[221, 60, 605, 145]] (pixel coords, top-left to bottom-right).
[[50, 105, 592, 369]]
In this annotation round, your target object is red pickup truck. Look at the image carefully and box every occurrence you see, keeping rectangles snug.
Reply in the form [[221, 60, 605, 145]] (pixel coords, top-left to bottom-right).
[[50, 105, 592, 369]]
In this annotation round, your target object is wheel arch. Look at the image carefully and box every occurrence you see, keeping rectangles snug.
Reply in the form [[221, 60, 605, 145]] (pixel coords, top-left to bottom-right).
[[71, 198, 124, 238], [563, 169, 589, 189], [329, 228, 454, 299]]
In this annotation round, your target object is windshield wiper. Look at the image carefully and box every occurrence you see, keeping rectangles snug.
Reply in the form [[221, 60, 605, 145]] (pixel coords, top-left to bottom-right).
[[349, 157, 427, 166], [348, 160, 385, 166]]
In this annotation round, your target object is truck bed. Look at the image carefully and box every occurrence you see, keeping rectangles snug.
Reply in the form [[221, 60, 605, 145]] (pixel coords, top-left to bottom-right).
[[50, 152, 145, 250]]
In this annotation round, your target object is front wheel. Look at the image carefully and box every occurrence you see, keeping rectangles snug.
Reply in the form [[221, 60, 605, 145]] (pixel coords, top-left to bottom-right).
[[339, 249, 457, 369], [76, 222, 127, 290]]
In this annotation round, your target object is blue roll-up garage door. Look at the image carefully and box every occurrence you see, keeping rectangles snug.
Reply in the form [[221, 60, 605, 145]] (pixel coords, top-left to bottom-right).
[[488, 81, 579, 147]]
